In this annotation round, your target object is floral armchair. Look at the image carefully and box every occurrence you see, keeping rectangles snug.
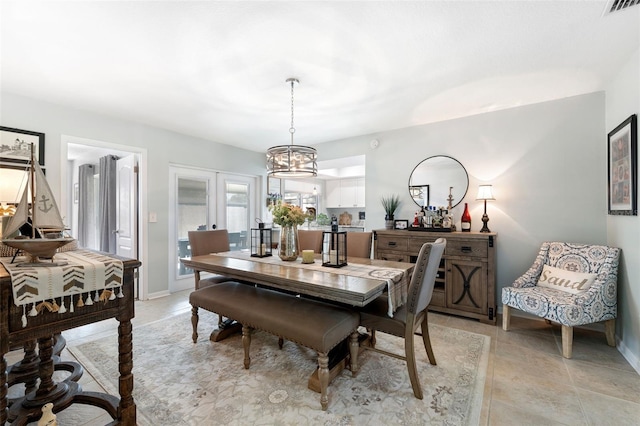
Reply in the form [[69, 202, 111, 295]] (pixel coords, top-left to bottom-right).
[[502, 242, 620, 358]]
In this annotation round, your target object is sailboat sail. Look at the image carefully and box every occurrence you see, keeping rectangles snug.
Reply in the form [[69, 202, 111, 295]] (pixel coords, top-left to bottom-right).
[[33, 161, 65, 231], [3, 159, 66, 237], [3, 176, 29, 237]]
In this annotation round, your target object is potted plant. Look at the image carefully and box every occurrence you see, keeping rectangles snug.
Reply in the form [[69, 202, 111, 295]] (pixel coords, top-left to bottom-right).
[[381, 194, 401, 230]]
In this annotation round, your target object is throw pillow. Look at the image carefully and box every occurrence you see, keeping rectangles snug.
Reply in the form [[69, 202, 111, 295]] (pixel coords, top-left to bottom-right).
[[537, 265, 597, 294]]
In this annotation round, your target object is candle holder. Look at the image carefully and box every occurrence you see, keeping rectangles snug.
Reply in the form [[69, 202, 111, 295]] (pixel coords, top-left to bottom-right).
[[250, 222, 272, 257], [322, 231, 347, 268]]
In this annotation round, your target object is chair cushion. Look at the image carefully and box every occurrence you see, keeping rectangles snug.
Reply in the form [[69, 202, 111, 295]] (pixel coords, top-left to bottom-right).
[[502, 285, 615, 326], [359, 295, 407, 337], [537, 265, 596, 294], [190, 282, 359, 353]]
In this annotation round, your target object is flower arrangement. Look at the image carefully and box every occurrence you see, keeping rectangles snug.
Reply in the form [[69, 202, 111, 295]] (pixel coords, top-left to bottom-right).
[[269, 201, 308, 227]]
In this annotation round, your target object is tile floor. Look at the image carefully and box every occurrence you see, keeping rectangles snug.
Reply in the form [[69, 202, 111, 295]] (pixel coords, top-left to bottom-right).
[[6, 290, 640, 425]]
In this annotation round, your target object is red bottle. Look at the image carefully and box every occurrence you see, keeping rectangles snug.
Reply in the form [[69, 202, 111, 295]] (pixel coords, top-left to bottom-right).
[[461, 203, 471, 232]]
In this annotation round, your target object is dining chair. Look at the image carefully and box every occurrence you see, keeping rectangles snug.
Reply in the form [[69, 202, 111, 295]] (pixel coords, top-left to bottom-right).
[[188, 229, 241, 341], [297, 229, 323, 253], [346, 231, 372, 258], [359, 238, 446, 399], [188, 229, 233, 290]]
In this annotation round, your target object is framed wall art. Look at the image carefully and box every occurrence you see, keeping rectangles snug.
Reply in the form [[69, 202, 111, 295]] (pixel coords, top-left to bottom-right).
[[608, 114, 637, 215], [0, 126, 45, 166]]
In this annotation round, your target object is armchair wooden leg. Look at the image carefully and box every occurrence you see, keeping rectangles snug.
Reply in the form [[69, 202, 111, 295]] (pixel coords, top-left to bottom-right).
[[191, 305, 199, 343], [502, 305, 511, 331], [242, 325, 252, 369], [561, 325, 573, 359], [605, 319, 616, 347]]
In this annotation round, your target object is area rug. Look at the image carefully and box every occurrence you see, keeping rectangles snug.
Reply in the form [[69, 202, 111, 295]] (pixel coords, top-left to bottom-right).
[[68, 310, 490, 425]]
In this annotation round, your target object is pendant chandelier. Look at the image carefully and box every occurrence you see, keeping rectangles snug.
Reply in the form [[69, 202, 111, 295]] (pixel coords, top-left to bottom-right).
[[266, 78, 318, 178]]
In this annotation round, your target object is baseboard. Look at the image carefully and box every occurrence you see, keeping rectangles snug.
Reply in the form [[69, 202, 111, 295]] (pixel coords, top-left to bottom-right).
[[617, 337, 640, 375], [145, 290, 171, 300]]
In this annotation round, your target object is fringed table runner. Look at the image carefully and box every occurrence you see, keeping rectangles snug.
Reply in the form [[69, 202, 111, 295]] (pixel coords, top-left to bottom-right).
[[215, 251, 409, 317], [0, 250, 124, 328]]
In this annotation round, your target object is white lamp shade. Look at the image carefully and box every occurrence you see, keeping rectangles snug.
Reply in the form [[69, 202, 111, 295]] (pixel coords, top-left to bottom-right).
[[476, 185, 495, 201], [0, 168, 29, 203]]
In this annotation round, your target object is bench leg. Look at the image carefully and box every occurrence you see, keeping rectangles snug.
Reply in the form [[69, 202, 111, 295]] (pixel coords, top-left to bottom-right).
[[242, 325, 251, 369], [191, 306, 199, 343], [349, 331, 359, 375], [317, 352, 329, 411]]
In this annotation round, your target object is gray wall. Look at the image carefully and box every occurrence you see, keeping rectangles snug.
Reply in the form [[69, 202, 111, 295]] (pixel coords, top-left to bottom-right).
[[315, 92, 640, 360], [1, 92, 265, 295], [605, 47, 640, 370]]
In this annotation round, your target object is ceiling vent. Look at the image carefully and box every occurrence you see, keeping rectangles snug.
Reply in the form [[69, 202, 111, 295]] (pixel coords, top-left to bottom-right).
[[603, 0, 640, 14]]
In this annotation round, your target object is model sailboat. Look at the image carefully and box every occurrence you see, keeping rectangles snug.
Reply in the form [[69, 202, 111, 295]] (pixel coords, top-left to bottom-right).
[[2, 143, 74, 265]]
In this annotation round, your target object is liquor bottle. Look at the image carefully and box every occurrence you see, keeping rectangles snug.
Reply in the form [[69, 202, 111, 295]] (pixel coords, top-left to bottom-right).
[[461, 203, 471, 232]]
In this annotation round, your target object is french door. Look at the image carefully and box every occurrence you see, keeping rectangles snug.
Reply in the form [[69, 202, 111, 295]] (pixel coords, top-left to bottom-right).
[[168, 165, 257, 292]]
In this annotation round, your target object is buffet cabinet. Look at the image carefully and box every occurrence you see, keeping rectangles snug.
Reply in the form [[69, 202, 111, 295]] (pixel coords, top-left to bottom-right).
[[373, 229, 497, 324]]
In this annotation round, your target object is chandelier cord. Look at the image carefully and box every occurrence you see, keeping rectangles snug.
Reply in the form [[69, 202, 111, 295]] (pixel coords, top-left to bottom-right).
[[289, 79, 296, 145]]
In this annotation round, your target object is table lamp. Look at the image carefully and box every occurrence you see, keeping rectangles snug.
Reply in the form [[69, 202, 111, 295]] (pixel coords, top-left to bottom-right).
[[476, 185, 495, 233]]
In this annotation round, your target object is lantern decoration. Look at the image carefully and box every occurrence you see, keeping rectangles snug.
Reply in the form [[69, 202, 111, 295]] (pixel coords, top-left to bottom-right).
[[251, 221, 272, 258], [322, 230, 347, 268]]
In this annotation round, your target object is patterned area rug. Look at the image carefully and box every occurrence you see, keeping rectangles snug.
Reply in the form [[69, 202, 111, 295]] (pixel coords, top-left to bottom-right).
[[68, 311, 489, 425]]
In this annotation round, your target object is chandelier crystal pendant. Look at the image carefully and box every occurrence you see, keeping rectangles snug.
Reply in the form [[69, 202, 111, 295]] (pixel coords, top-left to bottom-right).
[[266, 78, 318, 178]]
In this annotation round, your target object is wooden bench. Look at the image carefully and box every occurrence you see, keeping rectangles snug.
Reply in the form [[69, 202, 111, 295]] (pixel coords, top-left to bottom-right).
[[189, 282, 360, 411]]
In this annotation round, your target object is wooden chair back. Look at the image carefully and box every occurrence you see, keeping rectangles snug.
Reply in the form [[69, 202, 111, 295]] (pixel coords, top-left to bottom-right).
[[187, 230, 231, 290], [346, 232, 373, 259], [298, 229, 323, 253]]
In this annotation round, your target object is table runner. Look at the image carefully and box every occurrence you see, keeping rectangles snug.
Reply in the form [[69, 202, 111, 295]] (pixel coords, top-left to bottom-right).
[[0, 250, 124, 328], [214, 251, 409, 316]]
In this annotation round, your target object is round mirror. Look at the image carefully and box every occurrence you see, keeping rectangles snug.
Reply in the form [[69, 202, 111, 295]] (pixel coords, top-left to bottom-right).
[[408, 155, 469, 209]]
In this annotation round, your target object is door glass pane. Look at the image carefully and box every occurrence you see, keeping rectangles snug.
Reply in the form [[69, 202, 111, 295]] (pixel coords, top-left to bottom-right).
[[225, 182, 248, 251], [177, 177, 208, 276]]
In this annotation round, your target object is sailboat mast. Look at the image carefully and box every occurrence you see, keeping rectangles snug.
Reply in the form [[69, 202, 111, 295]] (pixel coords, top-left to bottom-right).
[[30, 143, 36, 239]]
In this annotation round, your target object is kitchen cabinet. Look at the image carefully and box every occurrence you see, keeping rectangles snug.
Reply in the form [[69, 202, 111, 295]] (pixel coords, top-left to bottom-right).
[[325, 178, 365, 208], [373, 229, 497, 324]]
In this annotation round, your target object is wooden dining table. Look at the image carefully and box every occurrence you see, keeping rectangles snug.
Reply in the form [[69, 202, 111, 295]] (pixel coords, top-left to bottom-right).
[[180, 251, 414, 392], [181, 250, 414, 309]]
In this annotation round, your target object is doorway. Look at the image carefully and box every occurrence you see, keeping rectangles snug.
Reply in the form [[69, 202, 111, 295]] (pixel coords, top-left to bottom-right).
[[168, 165, 257, 293], [61, 136, 148, 300]]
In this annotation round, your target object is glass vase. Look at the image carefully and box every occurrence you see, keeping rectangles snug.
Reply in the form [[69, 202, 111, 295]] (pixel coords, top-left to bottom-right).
[[279, 224, 299, 261]]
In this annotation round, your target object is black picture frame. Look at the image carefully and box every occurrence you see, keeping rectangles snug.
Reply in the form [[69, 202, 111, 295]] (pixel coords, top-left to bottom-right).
[[608, 114, 637, 216], [394, 219, 409, 230], [0, 126, 45, 166]]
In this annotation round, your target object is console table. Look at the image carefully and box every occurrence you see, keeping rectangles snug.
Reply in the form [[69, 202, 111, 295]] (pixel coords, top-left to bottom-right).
[[373, 229, 497, 324], [0, 253, 140, 425]]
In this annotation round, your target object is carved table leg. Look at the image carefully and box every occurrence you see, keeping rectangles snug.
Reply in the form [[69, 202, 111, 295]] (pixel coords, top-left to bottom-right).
[[1, 352, 7, 425], [8, 335, 80, 425], [7, 340, 39, 400], [117, 318, 136, 424]]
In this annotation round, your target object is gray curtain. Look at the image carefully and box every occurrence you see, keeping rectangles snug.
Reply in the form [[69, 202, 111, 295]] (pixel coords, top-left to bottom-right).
[[99, 155, 118, 253], [78, 164, 96, 248]]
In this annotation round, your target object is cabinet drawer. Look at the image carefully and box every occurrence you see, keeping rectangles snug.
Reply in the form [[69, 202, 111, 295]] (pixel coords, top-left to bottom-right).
[[408, 236, 438, 252], [376, 235, 409, 252], [446, 240, 487, 258], [376, 250, 409, 262], [430, 288, 445, 307]]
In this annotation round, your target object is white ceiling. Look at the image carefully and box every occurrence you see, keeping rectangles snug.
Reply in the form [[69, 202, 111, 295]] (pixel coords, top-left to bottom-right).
[[2, 1, 639, 153]]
